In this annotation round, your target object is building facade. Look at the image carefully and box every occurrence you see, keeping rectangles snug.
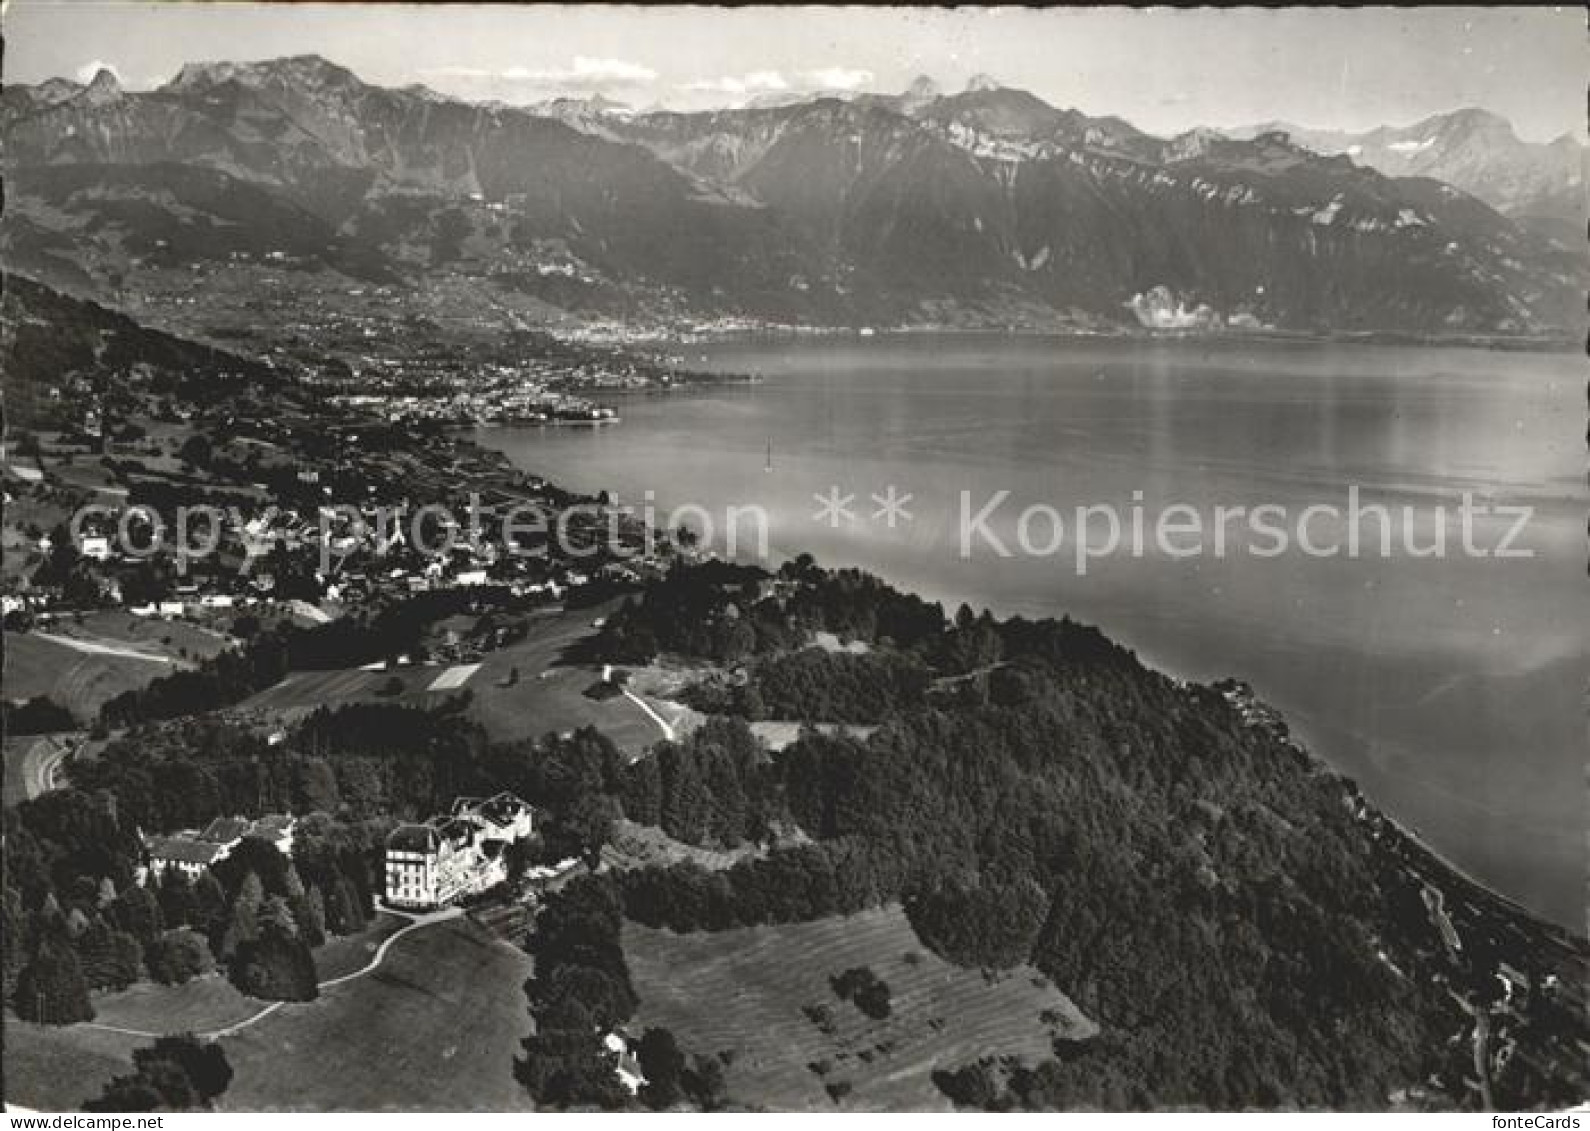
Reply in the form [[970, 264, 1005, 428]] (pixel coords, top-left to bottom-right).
[[384, 792, 534, 910]]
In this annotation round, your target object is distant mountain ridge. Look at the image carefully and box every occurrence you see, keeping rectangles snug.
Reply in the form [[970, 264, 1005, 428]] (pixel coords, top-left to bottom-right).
[[1225, 109, 1586, 228], [2, 57, 1583, 336]]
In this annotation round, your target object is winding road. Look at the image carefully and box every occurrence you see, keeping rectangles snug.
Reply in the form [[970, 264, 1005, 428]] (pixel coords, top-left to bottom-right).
[[82, 905, 464, 1041], [622, 686, 678, 741]]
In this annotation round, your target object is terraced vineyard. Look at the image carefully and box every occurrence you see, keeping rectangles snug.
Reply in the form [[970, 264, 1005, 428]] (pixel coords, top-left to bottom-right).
[[623, 904, 1094, 1110]]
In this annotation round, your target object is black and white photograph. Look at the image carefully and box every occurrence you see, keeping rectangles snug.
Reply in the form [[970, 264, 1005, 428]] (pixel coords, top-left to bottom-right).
[[0, 2, 1585, 1115]]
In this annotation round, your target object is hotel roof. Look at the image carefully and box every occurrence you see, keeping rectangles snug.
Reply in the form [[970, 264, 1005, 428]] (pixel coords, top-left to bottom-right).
[[199, 816, 252, 844], [150, 837, 229, 866], [386, 824, 440, 853]]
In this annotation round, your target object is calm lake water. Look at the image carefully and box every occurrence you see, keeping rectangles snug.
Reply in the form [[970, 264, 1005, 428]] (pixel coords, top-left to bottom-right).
[[479, 335, 1586, 931]]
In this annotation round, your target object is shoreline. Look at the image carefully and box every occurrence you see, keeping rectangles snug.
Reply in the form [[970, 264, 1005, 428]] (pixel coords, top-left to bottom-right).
[[1372, 808, 1585, 949], [597, 322, 1584, 356], [472, 406, 1585, 941]]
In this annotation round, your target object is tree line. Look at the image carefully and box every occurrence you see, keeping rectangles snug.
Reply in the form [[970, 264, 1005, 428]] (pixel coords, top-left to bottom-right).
[[515, 874, 730, 1111], [548, 557, 1589, 1109], [3, 788, 385, 1019], [94, 587, 542, 729]]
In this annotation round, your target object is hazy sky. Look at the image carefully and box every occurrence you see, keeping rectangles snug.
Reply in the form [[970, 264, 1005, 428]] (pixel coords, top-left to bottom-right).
[[7, 3, 1586, 140]]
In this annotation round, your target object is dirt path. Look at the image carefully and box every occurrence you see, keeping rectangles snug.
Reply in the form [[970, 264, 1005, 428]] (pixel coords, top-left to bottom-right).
[[32, 632, 172, 663], [622, 686, 678, 741], [81, 906, 464, 1041]]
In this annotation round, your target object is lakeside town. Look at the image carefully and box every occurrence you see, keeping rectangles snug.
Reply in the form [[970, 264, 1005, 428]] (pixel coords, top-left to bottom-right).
[[1, 272, 720, 1105]]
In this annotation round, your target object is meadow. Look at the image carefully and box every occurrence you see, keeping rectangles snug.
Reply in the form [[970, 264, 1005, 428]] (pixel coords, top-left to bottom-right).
[[218, 916, 533, 1110], [3, 914, 533, 1112], [5, 612, 230, 724], [237, 606, 674, 755]]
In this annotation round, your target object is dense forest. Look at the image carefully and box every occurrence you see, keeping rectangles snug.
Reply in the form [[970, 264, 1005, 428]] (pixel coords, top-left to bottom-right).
[[6, 555, 1584, 1111], [591, 555, 948, 664], [5, 789, 340, 1012], [515, 874, 729, 1111], [550, 560, 1590, 1110], [682, 649, 932, 724], [2, 696, 628, 1023]]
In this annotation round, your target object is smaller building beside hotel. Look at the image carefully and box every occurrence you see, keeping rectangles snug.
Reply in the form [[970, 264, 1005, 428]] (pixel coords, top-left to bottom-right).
[[147, 814, 297, 880]]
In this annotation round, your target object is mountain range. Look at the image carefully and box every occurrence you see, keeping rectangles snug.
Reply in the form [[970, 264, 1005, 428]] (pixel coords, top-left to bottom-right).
[[3, 56, 1583, 337], [1226, 109, 1585, 235]]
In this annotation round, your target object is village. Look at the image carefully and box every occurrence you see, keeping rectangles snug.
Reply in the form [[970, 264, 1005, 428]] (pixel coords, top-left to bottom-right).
[[1, 368, 675, 632]]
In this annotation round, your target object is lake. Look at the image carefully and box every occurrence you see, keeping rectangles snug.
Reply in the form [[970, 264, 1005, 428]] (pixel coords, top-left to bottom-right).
[[478, 335, 1586, 932]]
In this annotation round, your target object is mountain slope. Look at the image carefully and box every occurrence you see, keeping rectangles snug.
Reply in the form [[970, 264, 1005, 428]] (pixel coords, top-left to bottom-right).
[[8, 161, 401, 282], [3, 58, 811, 310], [2, 273, 281, 427], [1228, 110, 1586, 228], [3, 58, 1583, 335], [602, 95, 1584, 331]]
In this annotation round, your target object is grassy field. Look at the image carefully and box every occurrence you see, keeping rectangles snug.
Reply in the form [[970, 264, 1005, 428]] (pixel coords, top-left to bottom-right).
[[5, 613, 231, 729], [34, 457, 121, 497], [240, 666, 402, 713], [601, 818, 778, 873], [3, 632, 173, 722], [312, 913, 407, 981], [466, 660, 664, 754], [91, 974, 265, 1034], [3, 915, 532, 1112], [237, 606, 673, 755], [445, 604, 670, 753], [3, 1019, 145, 1111], [220, 916, 534, 1111], [56, 611, 232, 661], [623, 904, 1094, 1111], [16, 601, 677, 758], [4, 975, 271, 1110]]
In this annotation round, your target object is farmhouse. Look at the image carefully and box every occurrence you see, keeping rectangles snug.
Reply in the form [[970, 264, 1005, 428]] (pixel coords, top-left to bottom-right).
[[603, 1031, 647, 1095], [384, 792, 534, 910]]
